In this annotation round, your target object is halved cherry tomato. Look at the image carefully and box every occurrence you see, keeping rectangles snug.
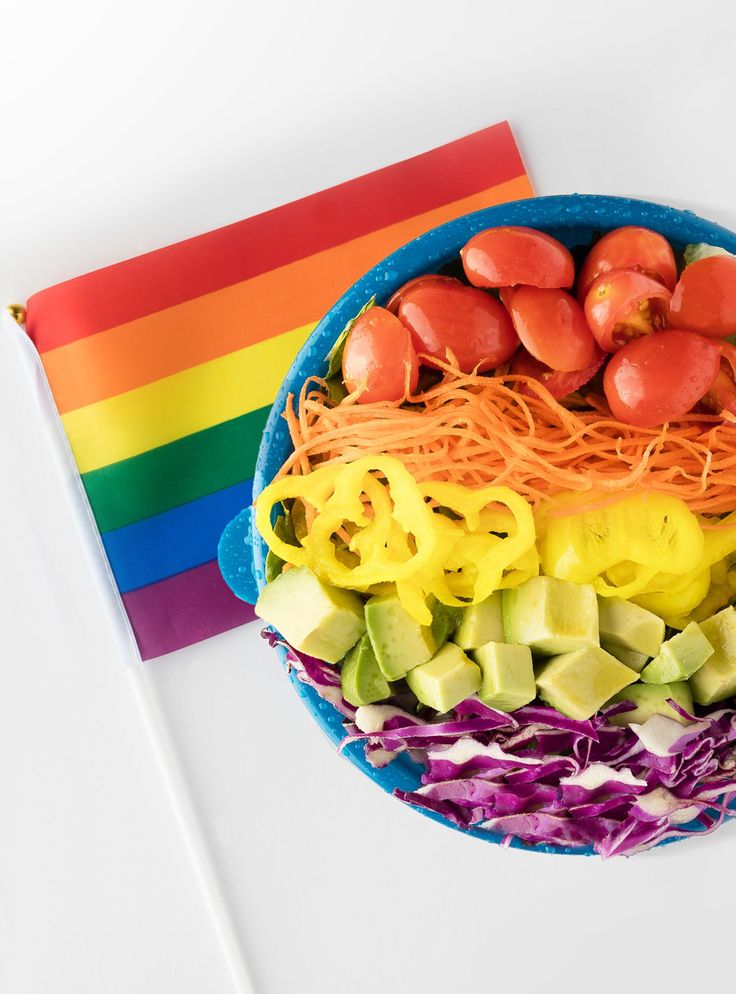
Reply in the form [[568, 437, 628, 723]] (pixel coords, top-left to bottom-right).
[[511, 347, 606, 400], [397, 281, 518, 373], [577, 226, 677, 300], [461, 226, 574, 289], [669, 255, 736, 337], [584, 270, 671, 352], [603, 330, 721, 427], [342, 307, 419, 403], [702, 341, 736, 416], [502, 286, 597, 372], [385, 274, 457, 314]]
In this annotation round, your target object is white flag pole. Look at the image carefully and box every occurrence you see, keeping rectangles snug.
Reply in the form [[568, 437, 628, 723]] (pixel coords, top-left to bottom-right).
[[3, 308, 257, 994]]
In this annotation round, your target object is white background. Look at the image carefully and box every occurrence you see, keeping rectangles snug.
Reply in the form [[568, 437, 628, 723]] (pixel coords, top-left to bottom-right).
[[2, 2, 736, 992]]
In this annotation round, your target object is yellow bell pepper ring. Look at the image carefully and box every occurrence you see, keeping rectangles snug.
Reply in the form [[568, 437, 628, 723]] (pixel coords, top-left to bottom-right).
[[700, 512, 736, 569], [540, 492, 704, 594], [254, 466, 342, 567], [420, 481, 538, 604], [591, 562, 659, 600], [497, 544, 540, 590], [256, 456, 443, 589], [306, 457, 441, 586], [255, 457, 539, 624], [634, 567, 712, 629], [685, 560, 736, 625]]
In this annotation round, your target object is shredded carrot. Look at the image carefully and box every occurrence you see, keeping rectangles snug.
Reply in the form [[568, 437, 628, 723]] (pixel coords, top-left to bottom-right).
[[277, 370, 736, 516]]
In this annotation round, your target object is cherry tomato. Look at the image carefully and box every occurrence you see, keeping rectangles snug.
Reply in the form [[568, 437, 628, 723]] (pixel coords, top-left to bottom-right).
[[669, 255, 736, 337], [584, 270, 671, 352], [577, 226, 677, 300], [342, 307, 419, 403], [603, 330, 721, 427], [502, 286, 597, 372], [398, 281, 518, 373], [385, 274, 457, 314], [461, 226, 574, 289], [511, 347, 606, 400], [701, 342, 736, 416]]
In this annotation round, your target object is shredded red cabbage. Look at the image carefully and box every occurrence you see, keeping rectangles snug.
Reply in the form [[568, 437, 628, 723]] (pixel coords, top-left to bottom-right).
[[263, 630, 736, 857]]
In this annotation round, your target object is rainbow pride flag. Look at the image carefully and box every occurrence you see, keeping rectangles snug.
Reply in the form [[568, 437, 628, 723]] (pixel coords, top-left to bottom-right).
[[24, 122, 532, 660]]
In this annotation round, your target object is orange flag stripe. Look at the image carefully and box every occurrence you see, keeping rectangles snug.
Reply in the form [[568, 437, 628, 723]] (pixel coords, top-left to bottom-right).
[[43, 174, 533, 415]]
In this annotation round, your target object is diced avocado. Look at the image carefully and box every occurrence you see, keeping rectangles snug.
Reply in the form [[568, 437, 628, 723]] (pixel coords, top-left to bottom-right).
[[365, 593, 436, 681], [608, 681, 693, 727], [502, 576, 598, 655], [255, 566, 365, 663], [535, 646, 637, 720], [431, 602, 463, 649], [597, 597, 665, 659], [601, 642, 649, 673], [364, 596, 459, 682], [473, 641, 536, 712], [640, 622, 714, 685], [340, 635, 391, 707], [690, 606, 736, 705], [406, 643, 481, 713], [454, 593, 505, 650]]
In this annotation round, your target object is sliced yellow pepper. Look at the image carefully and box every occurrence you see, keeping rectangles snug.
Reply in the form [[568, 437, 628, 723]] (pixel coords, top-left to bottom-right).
[[497, 543, 541, 590], [306, 458, 441, 587], [421, 481, 537, 604], [539, 492, 704, 599], [255, 465, 343, 567], [255, 458, 538, 624], [685, 559, 736, 624], [633, 566, 711, 627], [636, 514, 736, 626], [700, 512, 736, 567], [257, 456, 443, 591]]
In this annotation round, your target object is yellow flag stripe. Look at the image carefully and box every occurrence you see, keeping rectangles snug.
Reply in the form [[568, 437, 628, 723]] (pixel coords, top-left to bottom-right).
[[63, 322, 316, 474]]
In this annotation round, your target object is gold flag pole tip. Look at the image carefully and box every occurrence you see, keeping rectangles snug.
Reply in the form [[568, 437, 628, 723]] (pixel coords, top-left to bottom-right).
[[7, 304, 26, 325]]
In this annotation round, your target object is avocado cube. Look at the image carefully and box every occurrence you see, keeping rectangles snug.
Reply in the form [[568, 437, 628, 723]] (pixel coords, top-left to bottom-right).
[[597, 597, 665, 659], [255, 566, 365, 664], [454, 593, 505, 651], [431, 602, 463, 648], [365, 593, 436, 681], [608, 681, 693, 727], [601, 642, 649, 673], [473, 641, 536, 712], [502, 576, 598, 655], [536, 646, 637, 720], [340, 635, 391, 707], [406, 643, 481, 713], [690, 607, 736, 705], [640, 622, 714, 685]]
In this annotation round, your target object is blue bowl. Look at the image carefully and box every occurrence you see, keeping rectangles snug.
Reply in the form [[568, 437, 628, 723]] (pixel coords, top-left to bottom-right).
[[220, 194, 736, 855]]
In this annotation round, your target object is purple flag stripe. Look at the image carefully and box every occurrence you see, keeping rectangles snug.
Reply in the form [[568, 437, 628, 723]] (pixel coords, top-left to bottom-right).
[[123, 559, 256, 660]]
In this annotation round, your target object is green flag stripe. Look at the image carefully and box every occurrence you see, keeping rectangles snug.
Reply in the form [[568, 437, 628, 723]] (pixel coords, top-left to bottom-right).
[[82, 405, 271, 533]]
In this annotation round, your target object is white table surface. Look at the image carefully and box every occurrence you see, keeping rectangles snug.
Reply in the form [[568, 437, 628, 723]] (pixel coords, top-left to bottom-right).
[[2, 2, 736, 992]]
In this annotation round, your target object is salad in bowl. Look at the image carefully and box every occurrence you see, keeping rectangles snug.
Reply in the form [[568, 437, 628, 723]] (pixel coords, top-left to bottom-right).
[[221, 195, 736, 857]]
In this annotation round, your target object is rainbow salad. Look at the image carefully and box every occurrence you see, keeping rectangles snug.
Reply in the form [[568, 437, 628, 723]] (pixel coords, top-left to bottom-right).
[[253, 225, 736, 856]]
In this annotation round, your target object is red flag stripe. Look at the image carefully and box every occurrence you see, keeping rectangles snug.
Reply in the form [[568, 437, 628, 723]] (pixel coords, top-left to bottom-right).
[[26, 123, 524, 351]]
